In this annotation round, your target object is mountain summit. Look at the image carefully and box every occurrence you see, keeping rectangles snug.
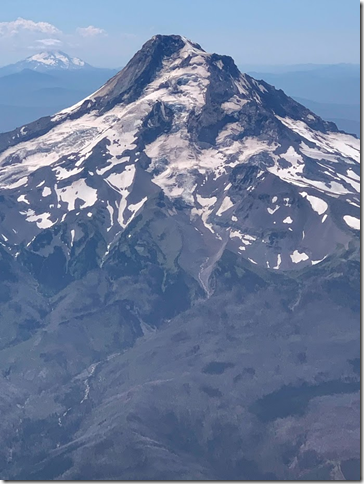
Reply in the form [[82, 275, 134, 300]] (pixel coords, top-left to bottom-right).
[[0, 35, 360, 480]]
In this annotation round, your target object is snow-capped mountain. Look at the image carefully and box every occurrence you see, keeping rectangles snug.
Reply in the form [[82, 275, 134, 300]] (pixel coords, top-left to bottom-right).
[[0, 51, 93, 76], [0, 35, 359, 291], [24, 51, 88, 70], [0, 35, 360, 480]]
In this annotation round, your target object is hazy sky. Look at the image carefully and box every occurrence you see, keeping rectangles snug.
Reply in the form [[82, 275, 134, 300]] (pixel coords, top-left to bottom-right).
[[0, 0, 359, 68]]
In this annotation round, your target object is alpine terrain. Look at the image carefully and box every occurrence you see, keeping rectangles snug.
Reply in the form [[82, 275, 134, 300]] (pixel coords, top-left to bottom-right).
[[0, 35, 360, 480]]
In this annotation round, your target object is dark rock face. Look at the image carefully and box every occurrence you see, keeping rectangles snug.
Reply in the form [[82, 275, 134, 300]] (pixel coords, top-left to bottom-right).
[[0, 35, 360, 480], [96, 35, 187, 108]]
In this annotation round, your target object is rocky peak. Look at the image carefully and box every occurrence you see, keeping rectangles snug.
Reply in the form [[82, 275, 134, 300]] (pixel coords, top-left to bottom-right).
[[87, 34, 216, 112]]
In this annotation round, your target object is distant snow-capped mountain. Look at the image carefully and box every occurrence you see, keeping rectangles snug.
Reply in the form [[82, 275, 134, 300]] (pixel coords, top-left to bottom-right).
[[24, 51, 89, 70], [0, 51, 94, 76]]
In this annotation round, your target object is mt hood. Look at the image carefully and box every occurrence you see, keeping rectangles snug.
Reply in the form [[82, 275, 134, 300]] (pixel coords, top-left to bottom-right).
[[0, 35, 359, 290], [0, 35, 359, 480]]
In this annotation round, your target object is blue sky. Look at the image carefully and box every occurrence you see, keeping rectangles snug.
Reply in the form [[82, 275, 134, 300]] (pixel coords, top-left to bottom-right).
[[0, 0, 359, 68]]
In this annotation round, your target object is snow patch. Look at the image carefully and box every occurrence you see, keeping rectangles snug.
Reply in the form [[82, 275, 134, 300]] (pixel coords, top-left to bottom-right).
[[312, 256, 327, 265], [105, 165, 136, 228], [42, 186, 51, 197], [267, 205, 279, 215], [283, 216, 293, 224], [17, 194, 30, 204], [290, 250, 309, 263], [55, 179, 98, 212], [343, 215, 360, 230], [23, 209, 54, 229], [273, 254, 281, 270], [216, 196, 234, 216]]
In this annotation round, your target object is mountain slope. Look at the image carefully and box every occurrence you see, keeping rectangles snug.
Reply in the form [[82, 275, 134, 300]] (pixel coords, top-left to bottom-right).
[[292, 96, 360, 138], [246, 65, 360, 137], [246, 64, 360, 105], [0, 35, 360, 480]]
